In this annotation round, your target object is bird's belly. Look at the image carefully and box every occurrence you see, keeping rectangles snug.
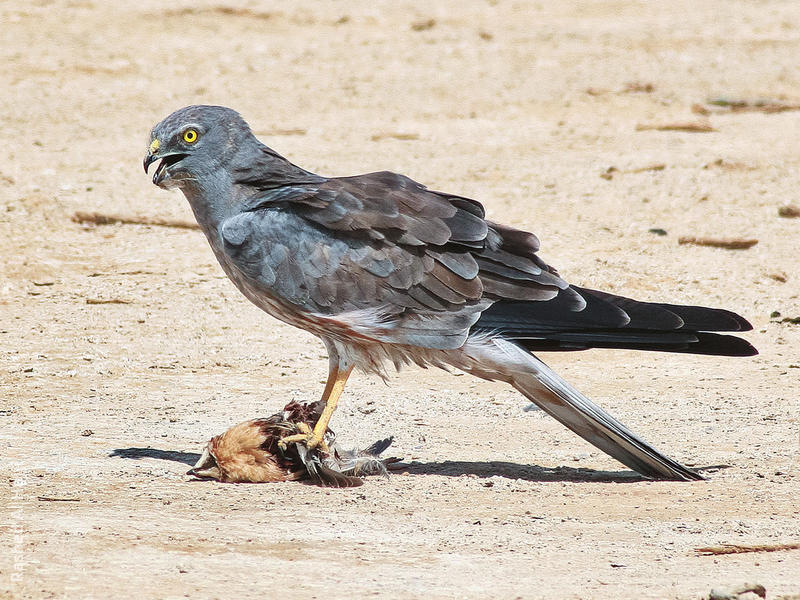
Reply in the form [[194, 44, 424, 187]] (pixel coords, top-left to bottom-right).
[[201, 230, 468, 376], [206, 240, 351, 344], [204, 240, 434, 374]]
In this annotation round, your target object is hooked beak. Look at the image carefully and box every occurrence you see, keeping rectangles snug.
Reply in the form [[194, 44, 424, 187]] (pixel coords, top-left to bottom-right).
[[144, 139, 188, 187], [143, 138, 161, 174], [143, 152, 158, 174], [187, 446, 221, 480]]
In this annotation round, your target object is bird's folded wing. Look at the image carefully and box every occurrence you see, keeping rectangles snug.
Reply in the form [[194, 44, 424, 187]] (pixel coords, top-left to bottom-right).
[[220, 171, 572, 349]]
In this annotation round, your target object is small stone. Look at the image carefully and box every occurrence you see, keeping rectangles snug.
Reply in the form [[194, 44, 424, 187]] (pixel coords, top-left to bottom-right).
[[411, 18, 435, 31], [778, 204, 800, 218]]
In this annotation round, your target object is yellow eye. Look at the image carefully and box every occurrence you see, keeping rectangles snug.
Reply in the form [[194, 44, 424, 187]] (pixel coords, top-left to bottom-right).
[[183, 129, 198, 143]]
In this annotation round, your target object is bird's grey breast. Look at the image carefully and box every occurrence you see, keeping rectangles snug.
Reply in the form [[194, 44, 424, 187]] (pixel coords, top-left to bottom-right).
[[214, 207, 356, 324]]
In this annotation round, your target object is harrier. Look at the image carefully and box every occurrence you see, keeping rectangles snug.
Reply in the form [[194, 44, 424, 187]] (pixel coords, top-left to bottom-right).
[[144, 105, 756, 481]]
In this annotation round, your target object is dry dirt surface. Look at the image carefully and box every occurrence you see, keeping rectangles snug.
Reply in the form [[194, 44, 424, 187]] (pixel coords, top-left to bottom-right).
[[2, 2, 800, 599]]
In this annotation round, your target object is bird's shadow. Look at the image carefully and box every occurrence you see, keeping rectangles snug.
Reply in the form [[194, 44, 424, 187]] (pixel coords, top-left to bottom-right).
[[110, 447, 201, 466], [109, 447, 728, 483], [397, 460, 644, 482], [395, 461, 729, 483]]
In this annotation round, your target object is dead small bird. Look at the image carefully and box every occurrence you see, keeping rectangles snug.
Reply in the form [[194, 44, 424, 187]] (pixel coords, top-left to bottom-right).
[[188, 400, 397, 487]]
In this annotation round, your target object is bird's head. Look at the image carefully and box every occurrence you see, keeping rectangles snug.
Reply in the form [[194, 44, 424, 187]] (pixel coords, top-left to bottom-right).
[[143, 105, 254, 189], [186, 441, 222, 481]]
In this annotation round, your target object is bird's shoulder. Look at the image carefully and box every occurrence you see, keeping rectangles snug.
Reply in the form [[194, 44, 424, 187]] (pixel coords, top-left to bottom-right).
[[233, 170, 488, 249]]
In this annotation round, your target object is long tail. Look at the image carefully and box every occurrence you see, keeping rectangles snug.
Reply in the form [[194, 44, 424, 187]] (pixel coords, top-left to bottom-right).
[[473, 288, 757, 356], [458, 337, 703, 480]]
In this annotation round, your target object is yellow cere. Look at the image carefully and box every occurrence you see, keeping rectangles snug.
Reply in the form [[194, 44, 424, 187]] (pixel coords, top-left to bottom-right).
[[148, 139, 160, 154], [183, 129, 198, 143]]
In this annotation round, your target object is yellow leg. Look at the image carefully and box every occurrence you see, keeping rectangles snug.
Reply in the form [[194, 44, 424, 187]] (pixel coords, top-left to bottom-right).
[[279, 364, 353, 452]]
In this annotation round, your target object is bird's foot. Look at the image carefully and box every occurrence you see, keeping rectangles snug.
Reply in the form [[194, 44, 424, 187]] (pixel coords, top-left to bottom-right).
[[278, 422, 330, 454]]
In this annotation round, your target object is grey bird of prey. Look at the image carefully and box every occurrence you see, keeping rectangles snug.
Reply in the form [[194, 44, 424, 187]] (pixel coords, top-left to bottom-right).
[[144, 105, 757, 481]]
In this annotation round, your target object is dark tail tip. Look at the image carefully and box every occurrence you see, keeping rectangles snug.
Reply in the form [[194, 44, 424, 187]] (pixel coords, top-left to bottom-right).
[[693, 333, 758, 357]]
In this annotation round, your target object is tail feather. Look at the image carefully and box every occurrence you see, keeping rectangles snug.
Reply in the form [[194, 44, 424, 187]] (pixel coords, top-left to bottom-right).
[[460, 337, 704, 481], [473, 287, 757, 356], [513, 331, 758, 356], [583, 288, 753, 332]]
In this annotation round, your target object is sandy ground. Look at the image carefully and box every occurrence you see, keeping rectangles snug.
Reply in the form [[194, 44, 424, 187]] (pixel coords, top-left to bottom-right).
[[2, 1, 800, 599]]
